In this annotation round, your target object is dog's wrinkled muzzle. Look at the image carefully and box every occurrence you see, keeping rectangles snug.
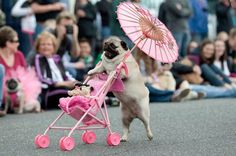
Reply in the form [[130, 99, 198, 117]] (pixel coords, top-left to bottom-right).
[[104, 42, 119, 59]]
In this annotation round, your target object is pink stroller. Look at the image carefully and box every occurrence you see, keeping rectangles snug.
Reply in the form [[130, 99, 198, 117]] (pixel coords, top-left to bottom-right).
[[34, 62, 128, 151]]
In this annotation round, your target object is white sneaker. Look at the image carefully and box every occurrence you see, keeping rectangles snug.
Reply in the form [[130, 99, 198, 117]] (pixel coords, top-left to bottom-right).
[[172, 88, 191, 102]]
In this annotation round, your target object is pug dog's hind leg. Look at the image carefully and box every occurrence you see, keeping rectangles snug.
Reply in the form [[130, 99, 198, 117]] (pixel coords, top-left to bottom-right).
[[17, 93, 24, 114], [120, 104, 134, 142], [138, 98, 153, 141]]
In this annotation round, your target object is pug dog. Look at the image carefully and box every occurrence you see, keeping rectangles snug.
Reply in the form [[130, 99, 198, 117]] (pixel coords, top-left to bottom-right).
[[88, 36, 153, 141], [5, 78, 40, 114]]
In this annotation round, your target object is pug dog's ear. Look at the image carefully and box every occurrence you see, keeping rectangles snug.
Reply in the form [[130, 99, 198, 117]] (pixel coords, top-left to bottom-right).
[[120, 41, 128, 51]]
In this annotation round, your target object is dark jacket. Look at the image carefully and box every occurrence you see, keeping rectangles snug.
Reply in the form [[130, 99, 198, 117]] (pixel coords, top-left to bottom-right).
[[216, 2, 233, 33], [75, 1, 97, 38], [96, 0, 112, 27], [165, 0, 192, 33], [34, 54, 69, 88]]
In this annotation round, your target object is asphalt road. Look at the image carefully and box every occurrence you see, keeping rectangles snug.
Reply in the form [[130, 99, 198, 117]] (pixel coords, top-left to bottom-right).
[[0, 99, 236, 156]]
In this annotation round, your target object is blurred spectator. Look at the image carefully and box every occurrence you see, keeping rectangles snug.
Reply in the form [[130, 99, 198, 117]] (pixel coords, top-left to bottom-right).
[[0, 9, 5, 27], [199, 39, 234, 88], [60, 0, 70, 10], [189, 83, 236, 98], [187, 40, 199, 54], [54, 11, 81, 78], [189, 0, 208, 43], [0, 64, 5, 116], [33, 31, 76, 109], [0, 26, 26, 77], [165, 0, 192, 57], [74, 0, 97, 53], [217, 31, 229, 42], [11, 0, 36, 57], [96, 0, 112, 40], [214, 39, 231, 76], [0, 26, 41, 114], [31, 0, 65, 37], [76, 38, 94, 81], [0, 26, 25, 114], [135, 50, 192, 102], [228, 28, 236, 74], [158, 1, 167, 25], [110, 0, 132, 48], [171, 59, 203, 86], [207, 0, 217, 39], [54, 11, 80, 57], [216, 0, 232, 33], [1, 0, 29, 56], [110, 0, 125, 38]]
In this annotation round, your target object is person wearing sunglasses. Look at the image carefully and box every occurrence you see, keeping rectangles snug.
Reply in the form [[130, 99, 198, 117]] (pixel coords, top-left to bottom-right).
[[0, 26, 25, 114], [0, 26, 25, 77], [0, 26, 41, 114]]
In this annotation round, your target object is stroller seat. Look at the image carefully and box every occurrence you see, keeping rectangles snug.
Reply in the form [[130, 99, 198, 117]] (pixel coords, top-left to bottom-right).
[[59, 73, 124, 123]]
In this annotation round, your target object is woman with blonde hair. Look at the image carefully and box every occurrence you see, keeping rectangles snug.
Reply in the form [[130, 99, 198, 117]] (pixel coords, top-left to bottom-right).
[[33, 31, 77, 109]]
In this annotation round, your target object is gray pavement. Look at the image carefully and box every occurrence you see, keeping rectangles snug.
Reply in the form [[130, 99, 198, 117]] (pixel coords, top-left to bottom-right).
[[0, 99, 236, 156]]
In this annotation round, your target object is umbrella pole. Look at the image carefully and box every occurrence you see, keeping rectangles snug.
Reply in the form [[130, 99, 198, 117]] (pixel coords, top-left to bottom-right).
[[123, 35, 145, 61]]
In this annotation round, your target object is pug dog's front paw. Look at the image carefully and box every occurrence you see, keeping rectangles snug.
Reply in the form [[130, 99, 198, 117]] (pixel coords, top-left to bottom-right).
[[87, 70, 95, 76], [88, 70, 93, 76]]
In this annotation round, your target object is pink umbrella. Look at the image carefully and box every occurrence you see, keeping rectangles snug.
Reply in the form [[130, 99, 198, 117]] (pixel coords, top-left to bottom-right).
[[117, 2, 178, 63]]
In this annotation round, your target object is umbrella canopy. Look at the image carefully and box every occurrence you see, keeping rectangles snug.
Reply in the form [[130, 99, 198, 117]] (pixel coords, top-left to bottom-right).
[[117, 2, 178, 63]]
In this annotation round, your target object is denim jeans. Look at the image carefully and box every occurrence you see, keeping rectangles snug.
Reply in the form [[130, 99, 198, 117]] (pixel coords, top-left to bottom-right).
[[33, 23, 44, 40], [173, 31, 191, 57], [190, 84, 236, 98], [201, 64, 232, 86], [0, 64, 5, 108], [146, 83, 173, 102]]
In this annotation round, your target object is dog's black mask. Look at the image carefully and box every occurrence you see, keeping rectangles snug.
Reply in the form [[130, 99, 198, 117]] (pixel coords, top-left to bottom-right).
[[103, 41, 128, 59], [104, 42, 119, 59], [6, 78, 19, 92]]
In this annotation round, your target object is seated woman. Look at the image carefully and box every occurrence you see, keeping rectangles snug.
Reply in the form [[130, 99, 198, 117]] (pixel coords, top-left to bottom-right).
[[33, 31, 77, 109], [199, 39, 234, 88], [135, 50, 191, 102], [0, 26, 41, 114], [214, 39, 236, 83], [214, 39, 231, 76]]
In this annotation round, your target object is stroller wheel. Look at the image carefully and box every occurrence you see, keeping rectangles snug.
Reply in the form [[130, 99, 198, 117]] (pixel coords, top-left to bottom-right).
[[107, 133, 120, 146], [35, 134, 50, 148], [59, 137, 66, 150], [59, 137, 75, 151], [82, 131, 96, 144], [34, 135, 41, 148]]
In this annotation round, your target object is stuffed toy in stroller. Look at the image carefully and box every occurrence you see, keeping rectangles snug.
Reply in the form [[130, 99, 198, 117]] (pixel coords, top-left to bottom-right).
[[68, 82, 94, 97]]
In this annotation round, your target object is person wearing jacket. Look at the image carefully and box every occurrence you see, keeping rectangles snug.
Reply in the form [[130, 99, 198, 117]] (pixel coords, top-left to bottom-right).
[[33, 31, 77, 109], [165, 0, 192, 57]]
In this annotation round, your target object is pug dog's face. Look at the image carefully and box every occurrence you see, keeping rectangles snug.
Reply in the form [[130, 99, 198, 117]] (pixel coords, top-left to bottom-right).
[[103, 37, 128, 59], [6, 78, 19, 93]]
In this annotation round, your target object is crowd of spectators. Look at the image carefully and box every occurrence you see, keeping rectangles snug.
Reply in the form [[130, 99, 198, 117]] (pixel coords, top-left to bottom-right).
[[1, 0, 236, 117]]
